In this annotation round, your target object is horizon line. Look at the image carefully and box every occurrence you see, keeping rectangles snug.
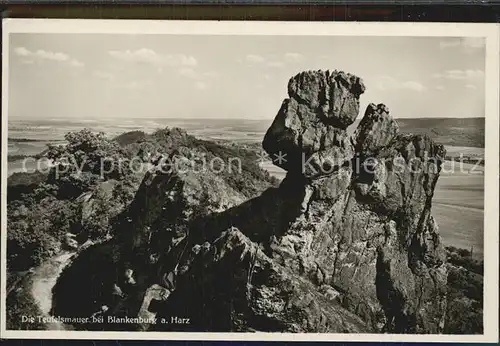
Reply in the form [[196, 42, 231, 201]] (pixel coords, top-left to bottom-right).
[[7, 116, 486, 121]]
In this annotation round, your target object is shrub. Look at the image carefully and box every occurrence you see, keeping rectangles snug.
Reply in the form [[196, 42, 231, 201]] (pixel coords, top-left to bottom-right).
[[7, 171, 49, 202], [82, 187, 114, 240], [444, 295, 483, 334], [46, 129, 134, 184], [114, 130, 147, 146], [7, 196, 78, 271], [457, 248, 471, 258], [447, 266, 483, 302], [6, 286, 46, 330], [444, 246, 484, 334], [112, 180, 138, 207], [8, 171, 48, 187], [445, 246, 483, 275]]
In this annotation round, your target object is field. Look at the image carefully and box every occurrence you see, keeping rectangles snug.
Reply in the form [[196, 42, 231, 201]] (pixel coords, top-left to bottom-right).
[[347, 117, 484, 148], [434, 162, 484, 256], [395, 117, 485, 148]]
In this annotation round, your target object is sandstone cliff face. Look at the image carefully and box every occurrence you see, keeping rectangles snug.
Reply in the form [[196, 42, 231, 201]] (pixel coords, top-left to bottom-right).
[[260, 70, 447, 332], [53, 70, 447, 334]]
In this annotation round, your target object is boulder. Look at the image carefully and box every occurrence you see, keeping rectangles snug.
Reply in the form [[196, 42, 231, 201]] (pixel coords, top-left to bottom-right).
[[287, 70, 366, 128], [263, 70, 364, 178], [355, 103, 399, 156], [153, 228, 371, 332]]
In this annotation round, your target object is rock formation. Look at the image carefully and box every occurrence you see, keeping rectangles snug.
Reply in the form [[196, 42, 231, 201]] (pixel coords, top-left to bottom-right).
[[53, 69, 448, 334], [263, 70, 364, 178]]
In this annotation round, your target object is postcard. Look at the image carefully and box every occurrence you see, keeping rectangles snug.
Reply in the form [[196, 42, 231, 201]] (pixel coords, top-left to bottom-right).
[[1, 19, 498, 342]]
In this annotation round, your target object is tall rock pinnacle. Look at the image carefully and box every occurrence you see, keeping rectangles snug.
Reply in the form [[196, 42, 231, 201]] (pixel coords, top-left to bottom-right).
[[260, 70, 447, 333], [263, 70, 365, 178]]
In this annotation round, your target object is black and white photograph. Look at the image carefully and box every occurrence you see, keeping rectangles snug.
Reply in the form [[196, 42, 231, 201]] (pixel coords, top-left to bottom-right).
[[1, 20, 498, 342]]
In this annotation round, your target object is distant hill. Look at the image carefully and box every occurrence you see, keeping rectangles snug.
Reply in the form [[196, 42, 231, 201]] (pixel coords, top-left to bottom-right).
[[349, 117, 484, 148], [114, 130, 148, 146], [396, 117, 484, 148]]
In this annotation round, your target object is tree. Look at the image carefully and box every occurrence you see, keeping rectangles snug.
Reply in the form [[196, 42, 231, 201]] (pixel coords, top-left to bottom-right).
[[46, 129, 134, 187], [7, 195, 81, 270], [6, 287, 46, 330]]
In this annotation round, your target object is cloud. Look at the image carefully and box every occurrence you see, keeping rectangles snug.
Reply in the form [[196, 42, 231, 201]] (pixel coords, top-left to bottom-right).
[[465, 84, 477, 90], [114, 81, 144, 90], [178, 67, 198, 79], [245, 54, 266, 64], [401, 81, 426, 92], [33, 50, 69, 62], [439, 37, 485, 50], [93, 70, 115, 80], [434, 85, 445, 90], [194, 81, 207, 90], [432, 69, 484, 80], [375, 76, 426, 92], [109, 48, 197, 67], [70, 60, 84, 67], [177, 69, 220, 85], [203, 71, 218, 78], [284, 53, 304, 63], [267, 61, 285, 68], [124, 81, 142, 90], [13, 46, 84, 67], [14, 47, 31, 56], [244, 53, 301, 67]]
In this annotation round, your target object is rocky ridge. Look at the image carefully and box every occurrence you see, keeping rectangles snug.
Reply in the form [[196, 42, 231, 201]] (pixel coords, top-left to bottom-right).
[[53, 69, 448, 334]]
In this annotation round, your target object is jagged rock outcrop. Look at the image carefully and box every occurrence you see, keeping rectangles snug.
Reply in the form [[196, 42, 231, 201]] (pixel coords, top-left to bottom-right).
[[355, 103, 399, 156], [263, 70, 364, 178], [151, 227, 369, 332], [53, 69, 447, 334], [287, 70, 366, 129]]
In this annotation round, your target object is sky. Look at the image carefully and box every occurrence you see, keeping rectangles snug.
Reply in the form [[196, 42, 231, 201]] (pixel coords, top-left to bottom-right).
[[8, 34, 486, 120]]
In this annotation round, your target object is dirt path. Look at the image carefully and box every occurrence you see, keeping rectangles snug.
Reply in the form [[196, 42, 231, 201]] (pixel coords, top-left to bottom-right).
[[30, 252, 75, 330]]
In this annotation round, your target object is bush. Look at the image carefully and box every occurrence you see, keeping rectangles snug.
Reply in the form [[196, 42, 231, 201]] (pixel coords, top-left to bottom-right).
[[7, 171, 49, 202], [114, 130, 147, 146], [445, 246, 483, 275], [46, 129, 134, 184], [82, 187, 114, 240], [112, 180, 138, 207], [6, 286, 46, 330], [7, 196, 79, 271], [457, 248, 471, 258], [7, 129, 143, 272], [447, 266, 483, 302], [444, 246, 484, 334], [8, 171, 48, 187], [444, 295, 483, 334]]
